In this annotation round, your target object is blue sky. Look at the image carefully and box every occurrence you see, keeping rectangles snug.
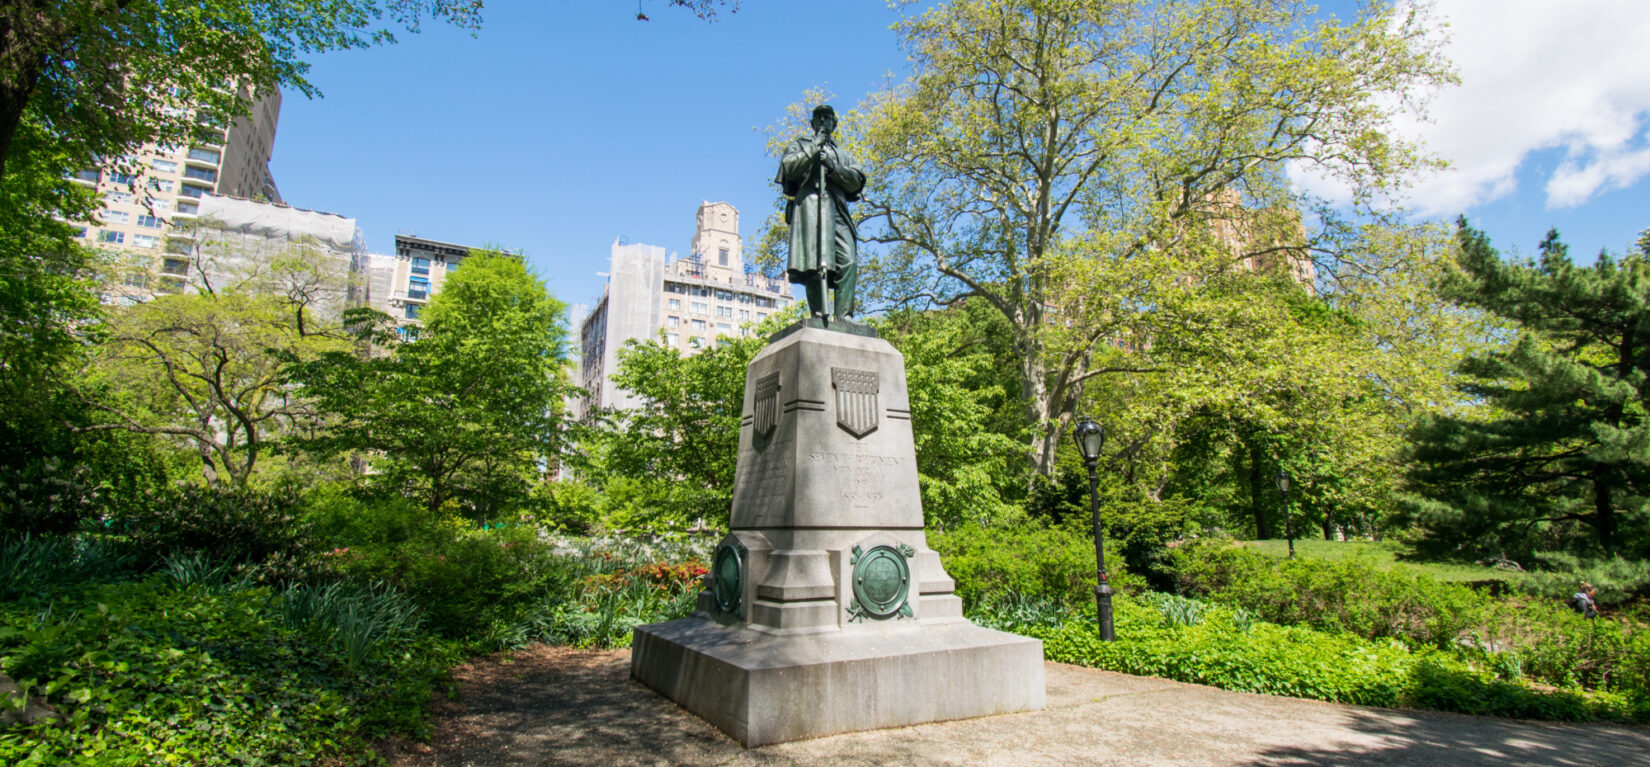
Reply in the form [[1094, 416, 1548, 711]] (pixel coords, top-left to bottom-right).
[[270, 1, 1650, 311]]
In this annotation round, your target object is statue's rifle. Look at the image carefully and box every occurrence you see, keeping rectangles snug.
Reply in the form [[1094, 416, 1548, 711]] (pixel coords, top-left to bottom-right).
[[816, 134, 829, 317]]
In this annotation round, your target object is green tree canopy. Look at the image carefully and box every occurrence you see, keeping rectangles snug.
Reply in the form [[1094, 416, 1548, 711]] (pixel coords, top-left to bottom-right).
[[290, 252, 570, 517], [1406, 220, 1650, 559], [844, 0, 1453, 486]]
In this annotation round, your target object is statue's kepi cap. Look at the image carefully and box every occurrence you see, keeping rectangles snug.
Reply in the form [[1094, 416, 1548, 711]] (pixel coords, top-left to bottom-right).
[[812, 104, 837, 120]]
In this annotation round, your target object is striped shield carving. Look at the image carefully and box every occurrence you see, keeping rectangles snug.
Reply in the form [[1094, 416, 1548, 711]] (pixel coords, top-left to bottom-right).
[[753, 372, 781, 437], [831, 367, 879, 438]]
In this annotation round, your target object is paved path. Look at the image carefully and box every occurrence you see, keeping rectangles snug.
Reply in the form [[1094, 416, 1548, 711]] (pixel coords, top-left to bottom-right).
[[381, 645, 1650, 767]]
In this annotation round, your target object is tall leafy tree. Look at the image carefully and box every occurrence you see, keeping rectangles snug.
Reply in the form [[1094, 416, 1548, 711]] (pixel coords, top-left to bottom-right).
[[1407, 221, 1650, 558], [291, 252, 570, 517], [847, 0, 1452, 485]]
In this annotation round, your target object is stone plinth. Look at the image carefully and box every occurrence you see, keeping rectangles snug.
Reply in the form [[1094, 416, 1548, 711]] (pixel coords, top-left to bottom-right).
[[631, 322, 1045, 746]]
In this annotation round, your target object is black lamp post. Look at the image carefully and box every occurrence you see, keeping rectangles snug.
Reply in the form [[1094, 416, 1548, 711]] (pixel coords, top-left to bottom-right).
[[1275, 469, 1294, 559], [1073, 416, 1114, 641]]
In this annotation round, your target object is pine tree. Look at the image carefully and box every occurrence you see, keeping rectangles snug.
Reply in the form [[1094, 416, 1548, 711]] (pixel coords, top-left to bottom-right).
[[1406, 220, 1650, 558]]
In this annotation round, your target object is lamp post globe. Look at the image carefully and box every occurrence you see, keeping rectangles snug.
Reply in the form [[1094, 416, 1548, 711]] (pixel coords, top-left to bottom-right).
[[1072, 416, 1114, 641]]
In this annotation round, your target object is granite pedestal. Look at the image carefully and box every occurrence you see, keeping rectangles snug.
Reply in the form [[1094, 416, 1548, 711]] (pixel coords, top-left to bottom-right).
[[631, 321, 1045, 746]]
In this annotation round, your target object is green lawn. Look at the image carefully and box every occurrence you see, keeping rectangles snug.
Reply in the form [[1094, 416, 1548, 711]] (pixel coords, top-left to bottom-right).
[[1238, 538, 1513, 583]]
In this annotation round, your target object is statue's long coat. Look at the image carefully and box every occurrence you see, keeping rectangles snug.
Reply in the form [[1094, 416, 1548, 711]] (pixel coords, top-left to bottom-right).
[[776, 135, 865, 286]]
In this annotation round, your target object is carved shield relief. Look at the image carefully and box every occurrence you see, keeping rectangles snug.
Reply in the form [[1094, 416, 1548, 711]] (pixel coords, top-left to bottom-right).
[[753, 372, 780, 438], [831, 367, 879, 438]]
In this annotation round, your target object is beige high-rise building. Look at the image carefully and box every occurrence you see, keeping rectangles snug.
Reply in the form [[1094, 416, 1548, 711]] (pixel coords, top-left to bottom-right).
[[70, 87, 284, 299], [358, 234, 488, 338], [574, 201, 794, 418]]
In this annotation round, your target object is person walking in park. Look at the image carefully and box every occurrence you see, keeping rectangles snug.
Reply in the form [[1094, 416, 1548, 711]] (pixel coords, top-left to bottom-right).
[[1569, 582, 1599, 618]]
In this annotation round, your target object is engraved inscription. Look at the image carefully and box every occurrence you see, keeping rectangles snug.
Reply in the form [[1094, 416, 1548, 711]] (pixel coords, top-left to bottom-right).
[[807, 451, 901, 509], [734, 440, 795, 509]]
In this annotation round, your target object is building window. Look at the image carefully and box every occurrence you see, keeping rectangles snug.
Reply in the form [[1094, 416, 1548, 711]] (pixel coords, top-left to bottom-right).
[[667, 298, 681, 310], [666, 333, 679, 345], [108, 192, 133, 205], [136, 215, 163, 229], [188, 147, 220, 163], [690, 301, 708, 315], [183, 166, 216, 183], [757, 313, 767, 321], [132, 234, 159, 248], [151, 178, 177, 192], [409, 277, 429, 299], [102, 210, 130, 224], [411, 257, 430, 275], [97, 230, 124, 244], [667, 316, 679, 328], [73, 227, 87, 238], [717, 323, 732, 335], [149, 199, 171, 211], [175, 200, 198, 214], [691, 319, 706, 331], [718, 248, 729, 266], [151, 159, 178, 173], [74, 168, 100, 183], [162, 258, 188, 275], [716, 306, 733, 318], [108, 172, 134, 185], [405, 304, 420, 319], [689, 337, 703, 348], [447, 261, 459, 272]]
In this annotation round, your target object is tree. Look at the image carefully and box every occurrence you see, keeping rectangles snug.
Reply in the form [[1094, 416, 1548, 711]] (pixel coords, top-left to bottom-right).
[[76, 234, 351, 488], [290, 252, 570, 517], [848, 0, 1452, 485], [573, 330, 766, 532], [0, 0, 485, 182], [1405, 221, 1650, 559]]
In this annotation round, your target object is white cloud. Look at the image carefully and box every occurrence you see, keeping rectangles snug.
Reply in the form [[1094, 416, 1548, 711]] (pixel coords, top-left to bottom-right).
[[1395, 0, 1650, 214]]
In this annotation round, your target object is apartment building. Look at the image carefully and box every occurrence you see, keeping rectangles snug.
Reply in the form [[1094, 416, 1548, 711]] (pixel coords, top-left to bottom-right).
[[71, 88, 283, 299], [355, 234, 505, 337], [574, 201, 794, 417]]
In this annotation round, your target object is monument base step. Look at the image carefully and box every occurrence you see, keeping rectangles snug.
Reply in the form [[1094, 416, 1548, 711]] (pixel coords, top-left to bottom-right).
[[630, 617, 1046, 747]]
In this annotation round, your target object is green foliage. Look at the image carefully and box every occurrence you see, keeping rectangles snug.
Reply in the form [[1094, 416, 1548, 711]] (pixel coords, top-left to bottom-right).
[[1172, 540, 1483, 648], [290, 252, 571, 517], [853, 0, 1453, 484], [0, 536, 133, 601], [575, 329, 766, 531], [1509, 553, 1650, 607], [1406, 221, 1650, 559], [109, 486, 319, 581], [930, 520, 1140, 609], [990, 593, 1645, 722], [876, 307, 1026, 528], [0, 575, 458, 765]]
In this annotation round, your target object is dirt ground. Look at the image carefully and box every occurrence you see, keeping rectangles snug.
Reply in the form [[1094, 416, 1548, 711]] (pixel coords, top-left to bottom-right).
[[379, 644, 1650, 767]]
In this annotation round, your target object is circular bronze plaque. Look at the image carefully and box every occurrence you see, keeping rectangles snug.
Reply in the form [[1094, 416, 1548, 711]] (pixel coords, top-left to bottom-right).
[[712, 542, 743, 615], [851, 545, 911, 619]]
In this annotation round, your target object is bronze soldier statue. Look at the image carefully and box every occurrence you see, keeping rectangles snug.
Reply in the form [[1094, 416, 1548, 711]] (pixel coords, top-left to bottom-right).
[[776, 105, 866, 322]]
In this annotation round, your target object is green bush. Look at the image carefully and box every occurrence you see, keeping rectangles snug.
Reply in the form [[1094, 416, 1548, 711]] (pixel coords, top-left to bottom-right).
[[1172, 539, 1483, 647], [0, 575, 457, 765], [0, 536, 133, 600], [931, 520, 1138, 609], [110, 486, 319, 582], [990, 592, 1646, 723]]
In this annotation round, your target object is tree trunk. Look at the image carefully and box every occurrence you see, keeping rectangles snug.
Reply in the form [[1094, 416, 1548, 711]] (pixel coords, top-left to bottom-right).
[[1593, 474, 1619, 554], [1247, 438, 1271, 539]]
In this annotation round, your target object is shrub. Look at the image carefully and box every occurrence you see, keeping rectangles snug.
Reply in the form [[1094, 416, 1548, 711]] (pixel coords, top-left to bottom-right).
[[0, 575, 458, 764], [1172, 539, 1484, 647], [990, 592, 1646, 723], [110, 486, 319, 581], [931, 520, 1139, 609], [0, 535, 133, 600]]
